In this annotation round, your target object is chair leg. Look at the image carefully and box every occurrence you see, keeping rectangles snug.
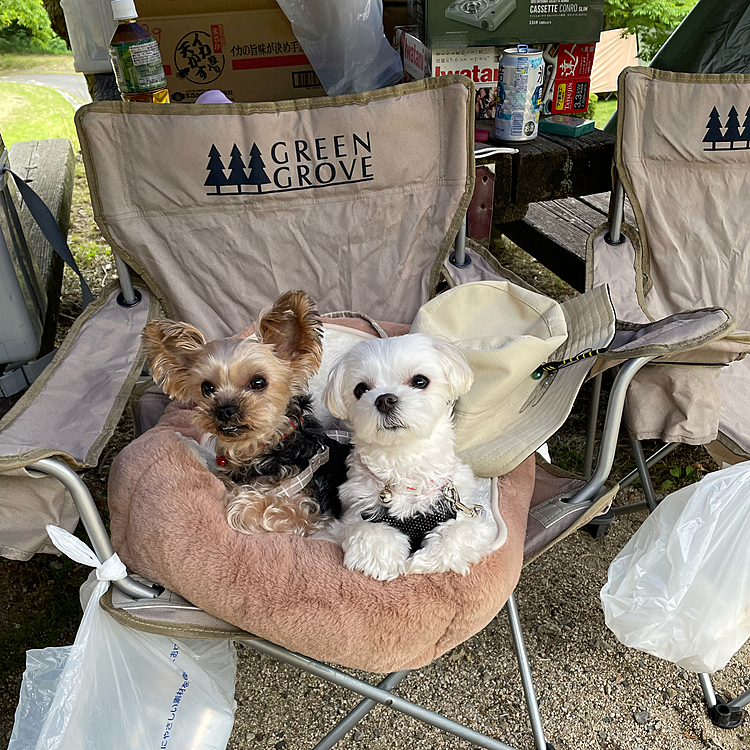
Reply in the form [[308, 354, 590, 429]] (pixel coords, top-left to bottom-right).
[[506, 593, 552, 750], [239, 637, 520, 750], [30, 457, 159, 599], [699, 673, 746, 729], [311, 671, 410, 750], [583, 373, 603, 479], [622, 403, 659, 512]]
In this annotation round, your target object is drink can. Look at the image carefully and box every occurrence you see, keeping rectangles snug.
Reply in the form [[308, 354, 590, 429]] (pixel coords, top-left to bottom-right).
[[494, 45, 545, 142]]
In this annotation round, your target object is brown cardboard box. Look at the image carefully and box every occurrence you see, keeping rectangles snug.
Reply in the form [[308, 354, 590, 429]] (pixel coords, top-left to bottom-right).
[[139, 0, 277, 17], [138, 2, 325, 103]]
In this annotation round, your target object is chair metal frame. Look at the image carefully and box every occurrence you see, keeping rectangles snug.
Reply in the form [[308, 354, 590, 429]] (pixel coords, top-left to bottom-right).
[[25, 260, 656, 750], [587, 171, 750, 730]]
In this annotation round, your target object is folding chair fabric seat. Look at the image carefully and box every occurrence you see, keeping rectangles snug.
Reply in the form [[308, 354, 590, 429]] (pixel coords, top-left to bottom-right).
[[587, 66, 750, 458], [105, 306, 628, 672], [0, 282, 158, 559]]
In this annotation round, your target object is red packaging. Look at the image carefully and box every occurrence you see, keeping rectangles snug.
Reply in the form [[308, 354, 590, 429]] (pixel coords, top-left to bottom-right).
[[548, 42, 596, 115]]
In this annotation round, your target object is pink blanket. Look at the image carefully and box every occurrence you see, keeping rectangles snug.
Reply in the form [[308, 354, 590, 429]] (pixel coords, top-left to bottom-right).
[[108, 317, 536, 672]]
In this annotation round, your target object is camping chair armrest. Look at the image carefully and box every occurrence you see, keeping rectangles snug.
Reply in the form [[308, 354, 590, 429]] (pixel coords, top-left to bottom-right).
[[570, 356, 654, 506], [601, 307, 736, 361], [30, 456, 160, 598], [0, 282, 157, 472]]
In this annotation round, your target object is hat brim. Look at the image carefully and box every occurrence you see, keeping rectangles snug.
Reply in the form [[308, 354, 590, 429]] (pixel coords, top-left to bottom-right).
[[454, 285, 616, 478]]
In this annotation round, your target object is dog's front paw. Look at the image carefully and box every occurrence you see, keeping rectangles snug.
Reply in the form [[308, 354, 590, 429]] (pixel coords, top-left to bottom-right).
[[408, 516, 496, 576], [342, 522, 411, 581], [407, 547, 470, 576]]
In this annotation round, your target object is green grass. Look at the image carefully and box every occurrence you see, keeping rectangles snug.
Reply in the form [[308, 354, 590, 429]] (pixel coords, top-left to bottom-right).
[[0, 81, 78, 148], [592, 98, 618, 130], [0, 52, 75, 73]]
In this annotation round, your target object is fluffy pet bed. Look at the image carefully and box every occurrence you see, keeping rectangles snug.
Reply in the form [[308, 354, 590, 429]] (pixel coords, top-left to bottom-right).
[[108, 320, 536, 673]]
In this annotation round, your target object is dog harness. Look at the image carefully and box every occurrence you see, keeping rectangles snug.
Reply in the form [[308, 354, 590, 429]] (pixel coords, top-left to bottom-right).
[[218, 428, 349, 499], [363, 499, 458, 555], [362, 480, 483, 555]]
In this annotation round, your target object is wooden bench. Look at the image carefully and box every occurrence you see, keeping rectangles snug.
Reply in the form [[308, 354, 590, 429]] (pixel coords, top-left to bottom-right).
[[472, 129, 619, 291], [496, 192, 636, 292]]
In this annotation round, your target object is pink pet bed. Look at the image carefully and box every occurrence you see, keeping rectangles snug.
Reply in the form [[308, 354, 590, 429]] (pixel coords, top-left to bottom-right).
[[108, 320, 537, 673]]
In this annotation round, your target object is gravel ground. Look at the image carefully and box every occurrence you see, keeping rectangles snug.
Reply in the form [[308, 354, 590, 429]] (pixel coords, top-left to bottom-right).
[[225, 493, 750, 750], [1, 179, 749, 750]]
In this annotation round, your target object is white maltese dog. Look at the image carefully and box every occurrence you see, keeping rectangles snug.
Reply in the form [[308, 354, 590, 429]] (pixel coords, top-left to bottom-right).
[[322, 333, 497, 581]]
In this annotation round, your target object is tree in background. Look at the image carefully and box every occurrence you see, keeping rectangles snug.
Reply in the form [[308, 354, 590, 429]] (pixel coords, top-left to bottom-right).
[[603, 0, 698, 61], [1, 0, 68, 53]]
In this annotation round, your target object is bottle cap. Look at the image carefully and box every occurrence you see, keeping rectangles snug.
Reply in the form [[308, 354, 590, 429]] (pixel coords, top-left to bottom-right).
[[111, 0, 138, 20]]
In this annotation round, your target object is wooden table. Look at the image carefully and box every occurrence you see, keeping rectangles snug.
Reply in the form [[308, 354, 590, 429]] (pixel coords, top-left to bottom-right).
[[474, 129, 616, 290]]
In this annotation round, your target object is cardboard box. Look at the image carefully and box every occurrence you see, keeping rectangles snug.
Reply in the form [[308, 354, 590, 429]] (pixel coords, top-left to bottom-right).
[[395, 28, 499, 120], [138, 1, 325, 103], [407, 0, 604, 49], [395, 27, 431, 80], [540, 42, 596, 114]]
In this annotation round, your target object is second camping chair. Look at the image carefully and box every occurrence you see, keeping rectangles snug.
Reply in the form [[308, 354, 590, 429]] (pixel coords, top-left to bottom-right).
[[588, 65, 750, 727]]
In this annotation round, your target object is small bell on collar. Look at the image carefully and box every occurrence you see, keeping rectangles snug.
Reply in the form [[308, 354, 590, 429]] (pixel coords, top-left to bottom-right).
[[379, 482, 393, 504]]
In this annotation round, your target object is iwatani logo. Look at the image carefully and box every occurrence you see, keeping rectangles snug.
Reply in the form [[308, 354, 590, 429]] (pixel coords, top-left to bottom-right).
[[204, 132, 374, 195]]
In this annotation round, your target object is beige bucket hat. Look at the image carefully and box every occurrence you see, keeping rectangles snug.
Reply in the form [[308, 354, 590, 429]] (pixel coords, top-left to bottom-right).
[[411, 281, 616, 477]]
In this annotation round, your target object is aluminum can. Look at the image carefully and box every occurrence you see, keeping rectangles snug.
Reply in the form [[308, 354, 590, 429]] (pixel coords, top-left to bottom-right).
[[494, 45, 544, 142]]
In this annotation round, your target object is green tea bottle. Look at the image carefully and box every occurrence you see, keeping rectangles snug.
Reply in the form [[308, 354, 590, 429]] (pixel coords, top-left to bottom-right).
[[109, 0, 170, 103]]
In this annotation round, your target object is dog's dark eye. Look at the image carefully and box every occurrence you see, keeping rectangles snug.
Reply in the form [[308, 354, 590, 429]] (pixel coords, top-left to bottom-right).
[[411, 375, 430, 390], [353, 382, 370, 400], [201, 381, 216, 397], [248, 376, 267, 391]]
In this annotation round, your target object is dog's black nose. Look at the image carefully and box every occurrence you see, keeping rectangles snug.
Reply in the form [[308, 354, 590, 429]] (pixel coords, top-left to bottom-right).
[[215, 403, 239, 422], [375, 393, 399, 414]]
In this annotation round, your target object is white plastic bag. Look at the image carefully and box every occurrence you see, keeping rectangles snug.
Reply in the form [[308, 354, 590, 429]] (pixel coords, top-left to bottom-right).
[[274, 0, 403, 96], [8, 526, 237, 750], [601, 462, 750, 673]]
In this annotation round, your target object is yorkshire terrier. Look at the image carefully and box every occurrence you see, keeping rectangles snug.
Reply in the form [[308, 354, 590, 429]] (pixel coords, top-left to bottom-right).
[[142, 291, 345, 536], [322, 334, 498, 580]]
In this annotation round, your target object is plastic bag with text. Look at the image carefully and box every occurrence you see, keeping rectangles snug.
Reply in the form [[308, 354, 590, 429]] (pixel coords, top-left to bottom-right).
[[8, 526, 237, 750], [274, 0, 403, 96], [601, 462, 750, 673]]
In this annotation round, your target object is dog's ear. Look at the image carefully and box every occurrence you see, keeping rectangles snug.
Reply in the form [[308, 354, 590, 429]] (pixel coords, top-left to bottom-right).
[[432, 339, 474, 400], [142, 320, 206, 401], [256, 291, 323, 387], [323, 355, 349, 420]]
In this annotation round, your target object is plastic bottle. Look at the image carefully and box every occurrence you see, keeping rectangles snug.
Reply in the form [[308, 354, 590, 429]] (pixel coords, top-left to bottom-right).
[[109, 0, 170, 103]]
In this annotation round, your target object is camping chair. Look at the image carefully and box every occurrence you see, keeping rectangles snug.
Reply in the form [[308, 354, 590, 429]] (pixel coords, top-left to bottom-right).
[[587, 65, 750, 727], [1, 76, 733, 750]]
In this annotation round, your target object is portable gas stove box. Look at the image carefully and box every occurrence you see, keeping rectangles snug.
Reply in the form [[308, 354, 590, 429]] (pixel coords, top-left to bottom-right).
[[407, 0, 604, 48]]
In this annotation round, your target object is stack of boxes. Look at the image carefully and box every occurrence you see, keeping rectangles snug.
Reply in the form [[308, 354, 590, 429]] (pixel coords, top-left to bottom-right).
[[396, 0, 605, 124]]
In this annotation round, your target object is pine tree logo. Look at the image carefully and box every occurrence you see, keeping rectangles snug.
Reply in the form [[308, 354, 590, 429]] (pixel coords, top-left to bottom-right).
[[703, 105, 750, 151], [724, 106, 742, 150], [225, 144, 249, 194], [203, 135, 375, 196], [205, 144, 272, 195], [246, 143, 271, 193], [204, 145, 228, 194]]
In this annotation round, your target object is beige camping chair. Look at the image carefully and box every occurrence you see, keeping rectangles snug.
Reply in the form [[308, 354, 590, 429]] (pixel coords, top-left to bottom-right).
[[587, 65, 750, 727], [0, 76, 733, 750]]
